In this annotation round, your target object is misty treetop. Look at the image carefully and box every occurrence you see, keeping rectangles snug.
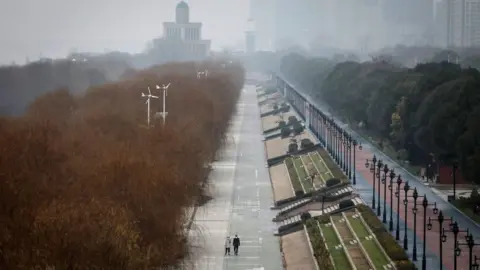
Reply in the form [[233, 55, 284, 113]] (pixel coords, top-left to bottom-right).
[[281, 52, 480, 184]]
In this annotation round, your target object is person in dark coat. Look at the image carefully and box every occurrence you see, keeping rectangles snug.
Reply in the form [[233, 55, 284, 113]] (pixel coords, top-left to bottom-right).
[[232, 234, 241, 255]]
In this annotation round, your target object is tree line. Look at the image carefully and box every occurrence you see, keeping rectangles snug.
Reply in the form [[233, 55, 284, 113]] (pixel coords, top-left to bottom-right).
[[0, 60, 244, 268], [0, 52, 133, 116], [281, 51, 480, 184]]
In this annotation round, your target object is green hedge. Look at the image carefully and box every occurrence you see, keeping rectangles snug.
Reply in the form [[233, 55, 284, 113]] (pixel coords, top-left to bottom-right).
[[285, 158, 303, 193], [305, 220, 335, 270], [317, 149, 348, 182], [356, 205, 417, 270]]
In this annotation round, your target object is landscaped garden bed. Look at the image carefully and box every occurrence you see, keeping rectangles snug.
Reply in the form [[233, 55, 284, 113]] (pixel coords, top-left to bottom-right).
[[283, 149, 347, 195], [305, 206, 413, 270], [357, 204, 416, 270]]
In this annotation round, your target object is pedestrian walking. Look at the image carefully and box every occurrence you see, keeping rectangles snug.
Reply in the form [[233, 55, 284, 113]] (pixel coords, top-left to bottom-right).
[[224, 236, 231, 255], [232, 234, 241, 255]]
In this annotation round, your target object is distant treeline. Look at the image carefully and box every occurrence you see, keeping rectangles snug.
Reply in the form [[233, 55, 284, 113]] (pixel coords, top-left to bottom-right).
[[281, 50, 480, 184], [0, 52, 133, 115]]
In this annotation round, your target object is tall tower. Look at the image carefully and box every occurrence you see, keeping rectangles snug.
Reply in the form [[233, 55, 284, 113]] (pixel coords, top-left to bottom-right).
[[176, 1, 189, 23], [246, 18, 256, 54]]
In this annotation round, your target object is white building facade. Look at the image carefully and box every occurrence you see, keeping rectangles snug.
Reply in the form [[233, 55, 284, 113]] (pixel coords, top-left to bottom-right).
[[156, 1, 211, 62]]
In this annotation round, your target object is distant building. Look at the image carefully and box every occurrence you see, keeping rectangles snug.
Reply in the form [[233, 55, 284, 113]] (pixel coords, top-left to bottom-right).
[[154, 1, 211, 62], [445, 0, 480, 47], [245, 19, 256, 54]]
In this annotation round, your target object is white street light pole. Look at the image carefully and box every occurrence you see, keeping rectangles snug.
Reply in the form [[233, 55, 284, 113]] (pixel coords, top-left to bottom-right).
[[141, 87, 159, 128], [156, 83, 171, 126]]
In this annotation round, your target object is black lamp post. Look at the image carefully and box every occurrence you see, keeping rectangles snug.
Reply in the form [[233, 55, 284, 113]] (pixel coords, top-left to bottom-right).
[[346, 135, 352, 180], [445, 221, 469, 270], [381, 164, 390, 223], [342, 131, 348, 172], [338, 131, 344, 170], [394, 175, 403, 240], [403, 181, 411, 250], [457, 232, 480, 270], [428, 210, 453, 270], [353, 139, 360, 185], [376, 160, 384, 216], [365, 156, 378, 209], [406, 187, 419, 260], [387, 170, 396, 231], [421, 195, 438, 270]]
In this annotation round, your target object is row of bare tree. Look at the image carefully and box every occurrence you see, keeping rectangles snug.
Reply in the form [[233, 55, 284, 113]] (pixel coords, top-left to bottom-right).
[[0, 60, 245, 269]]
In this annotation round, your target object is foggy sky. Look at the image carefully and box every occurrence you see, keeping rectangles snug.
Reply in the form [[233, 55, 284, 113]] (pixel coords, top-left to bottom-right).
[[0, 0, 249, 65]]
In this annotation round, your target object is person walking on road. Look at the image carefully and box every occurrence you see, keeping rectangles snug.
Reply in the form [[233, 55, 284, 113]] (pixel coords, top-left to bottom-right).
[[224, 236, 231, 255], [233, 234, 241, 255]]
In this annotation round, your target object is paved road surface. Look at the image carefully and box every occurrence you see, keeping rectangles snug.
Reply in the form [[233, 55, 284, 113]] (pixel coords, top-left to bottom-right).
[[278, 74, 480, 270], [186, 83, 282, 270]]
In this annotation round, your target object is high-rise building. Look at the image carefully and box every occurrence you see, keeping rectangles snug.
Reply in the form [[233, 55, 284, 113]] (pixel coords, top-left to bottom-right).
[[448, 0, 480, 47], [153, 1, 211, 62]]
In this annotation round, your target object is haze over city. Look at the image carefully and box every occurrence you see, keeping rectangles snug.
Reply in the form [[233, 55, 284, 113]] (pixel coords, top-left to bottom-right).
[[1, 0, 454, 65], [0, 0, 249, 64]]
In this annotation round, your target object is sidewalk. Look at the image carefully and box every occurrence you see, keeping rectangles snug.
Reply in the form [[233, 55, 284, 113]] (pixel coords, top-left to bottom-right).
[[185, 83, 282, 270]]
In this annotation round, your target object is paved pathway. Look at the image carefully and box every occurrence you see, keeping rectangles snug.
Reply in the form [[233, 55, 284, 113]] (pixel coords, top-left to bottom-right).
[[278, 75, 480, 270], [186, 82, 282, 270]]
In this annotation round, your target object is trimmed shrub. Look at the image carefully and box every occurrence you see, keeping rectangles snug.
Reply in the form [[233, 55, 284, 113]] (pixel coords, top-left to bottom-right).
[[287, 116, 298, 125], [295, 190, 305, 196], [278, 120, 286, 128], [339, 199, 354, 209], [301, 212, 312, 221], [325, 178, 341, 187], [288, 142, 298, 153], [273, 104, 279, 110], [293, 123, 305, 135], [281, 126, 292, 138], [300, 138, 314, 149]]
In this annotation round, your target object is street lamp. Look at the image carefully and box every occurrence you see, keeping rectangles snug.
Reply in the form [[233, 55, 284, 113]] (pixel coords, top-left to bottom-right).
[[428, 210, 453, 270], [365, 156, 378, 210], [403, 181, 411, 250], [381, 164, 390, 223], [387, 170, 396, 231], [445, 221, 469, 270], [338, 130, 344, 170], [377, 160, 383, 216], [394, 175, 404, 241], [405, 187, 419, 260], [421, 195, 438, 270], [457, 232, 480, 270], [353, 139, 361, 185]]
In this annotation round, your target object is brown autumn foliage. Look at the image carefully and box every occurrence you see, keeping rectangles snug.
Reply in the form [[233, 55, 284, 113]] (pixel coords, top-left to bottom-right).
[[0, 60, 245, 269]]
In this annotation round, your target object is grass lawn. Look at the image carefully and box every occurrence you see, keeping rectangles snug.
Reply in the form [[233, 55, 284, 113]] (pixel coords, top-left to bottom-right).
[[348, 214, 390, 269], [310, 152, 334, 182], [320, 223, 353, 270], [284, 158, 304, 193], [316, 149, 348, 182], [293, 156, 314, 192], [301, 154, 324, 187], [347, 216, 370, 238]]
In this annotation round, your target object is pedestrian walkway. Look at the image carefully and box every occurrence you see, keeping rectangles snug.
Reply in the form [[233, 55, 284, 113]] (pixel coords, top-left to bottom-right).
[[277, 74, 480, 270], [186, 83, 282, 270]]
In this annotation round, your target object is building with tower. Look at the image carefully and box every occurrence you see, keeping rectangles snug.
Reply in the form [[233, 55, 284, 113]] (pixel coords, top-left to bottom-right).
[[153, 1, 211, 62]]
